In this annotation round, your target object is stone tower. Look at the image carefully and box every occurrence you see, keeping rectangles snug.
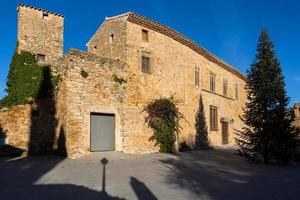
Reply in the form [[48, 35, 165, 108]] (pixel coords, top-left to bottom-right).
[[17, 4, 64, 70]]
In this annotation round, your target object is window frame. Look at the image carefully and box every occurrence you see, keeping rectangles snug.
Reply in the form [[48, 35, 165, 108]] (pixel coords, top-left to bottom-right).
[[223, 79, 228, 96], [37, 54, 46, 63], [210, 73, 216, 93], [110, 34, 114, 45], [195, 66, 200, 87], [42, 13, 49, 20], [141, 56, 151, 73], [210, 105, 218, 131], [235, 83, 239, 100], [142, 29, 149, 42]]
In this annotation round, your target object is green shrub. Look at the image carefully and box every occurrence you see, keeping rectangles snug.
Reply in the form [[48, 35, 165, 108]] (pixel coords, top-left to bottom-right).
[[112, 74, 127, 85], [0, 51, 59, 108], [80, 70, 88, 78], [144, 97, 183, 153]]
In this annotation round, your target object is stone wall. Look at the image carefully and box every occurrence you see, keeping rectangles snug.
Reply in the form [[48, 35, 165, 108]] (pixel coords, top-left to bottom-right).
[[56, 49, 159, 156], [17, 5, 64, 70], [0, 98, 60, 155], [124, 21, 247, 148], [87, 17, 127, 61]]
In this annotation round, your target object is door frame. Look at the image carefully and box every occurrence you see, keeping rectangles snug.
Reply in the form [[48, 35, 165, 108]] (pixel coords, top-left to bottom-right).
[[221, 121, 229, 145], [90, 112, 116, 152]]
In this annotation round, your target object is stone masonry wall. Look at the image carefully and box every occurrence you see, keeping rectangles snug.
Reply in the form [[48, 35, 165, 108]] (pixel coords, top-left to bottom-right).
[[57, 49, 158, 157], [124, 21, 247, 148], [0, 98, 59, 155], [17, 5, 64, 70], [87, 17, 127, 61]]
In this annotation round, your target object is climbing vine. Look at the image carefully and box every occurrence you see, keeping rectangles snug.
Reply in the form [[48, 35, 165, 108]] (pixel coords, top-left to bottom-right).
[[0, 50, 59, 108], [144, 97, 183, 153]]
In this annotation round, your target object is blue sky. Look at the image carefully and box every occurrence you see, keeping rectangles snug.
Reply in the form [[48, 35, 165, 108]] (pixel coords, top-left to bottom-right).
[[0, 0, 299, 104]]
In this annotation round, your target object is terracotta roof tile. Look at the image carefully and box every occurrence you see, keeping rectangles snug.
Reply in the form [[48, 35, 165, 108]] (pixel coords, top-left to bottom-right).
[[17, 4, 64, 18], [107, 12, 247, 81]]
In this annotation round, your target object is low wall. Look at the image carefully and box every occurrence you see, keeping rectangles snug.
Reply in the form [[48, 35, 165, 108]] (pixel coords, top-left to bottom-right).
[[0, 98, 61, 155]]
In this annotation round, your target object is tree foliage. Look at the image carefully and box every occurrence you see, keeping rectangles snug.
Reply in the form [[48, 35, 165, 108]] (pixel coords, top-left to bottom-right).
[[195, 95, 209, 149], [0, 51, 59, 108], [235, 29, 298, 163], [144, 97, 183, 153]]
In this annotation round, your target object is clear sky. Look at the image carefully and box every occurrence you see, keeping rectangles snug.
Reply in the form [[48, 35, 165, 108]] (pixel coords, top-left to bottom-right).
[[0, 0, 299, 105]]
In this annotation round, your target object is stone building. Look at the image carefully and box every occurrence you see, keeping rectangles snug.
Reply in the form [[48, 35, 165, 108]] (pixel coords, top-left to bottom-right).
[[0, 4, 247, 157], [294, 103, 300, 127]]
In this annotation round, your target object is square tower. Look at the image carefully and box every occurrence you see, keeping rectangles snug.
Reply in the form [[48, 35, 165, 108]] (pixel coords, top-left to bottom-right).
[[17, 4, 64, 70]]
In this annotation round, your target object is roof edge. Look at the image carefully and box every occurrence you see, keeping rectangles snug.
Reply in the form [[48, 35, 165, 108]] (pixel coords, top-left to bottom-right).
[[17, 4, 64, 18]]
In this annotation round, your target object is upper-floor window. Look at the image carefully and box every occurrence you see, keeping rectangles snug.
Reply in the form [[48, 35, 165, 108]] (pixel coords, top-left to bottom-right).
[[142, 56, 150, 73], [93, 46, 97, 53], [37, 54, 45, 63], [42, 13, 49, 20], [210, 106, 218, 131], [195, 66, 200, 86], [223, 79, 228, 96], [210, 73, 216, 93], [235, 83, 239, 100], [110, 34, 114, 45], [142, 29, 149, 42]]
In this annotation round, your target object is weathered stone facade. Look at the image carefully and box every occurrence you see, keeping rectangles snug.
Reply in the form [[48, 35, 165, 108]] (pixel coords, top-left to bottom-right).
[[17, 4, 64, 71], [0, 99, 59, 155], [294, 103, 300, 127], [87, 13, 247, 149], [1, 5, 247, 157]]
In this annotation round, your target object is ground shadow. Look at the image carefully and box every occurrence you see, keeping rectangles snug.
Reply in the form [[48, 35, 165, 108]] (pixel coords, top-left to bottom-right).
[[158, 149, 300, 200], [1, 67, 125, 199], [130, 177, 158, 200]]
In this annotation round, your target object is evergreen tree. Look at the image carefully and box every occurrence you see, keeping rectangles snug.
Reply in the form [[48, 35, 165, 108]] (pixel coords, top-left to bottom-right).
[[235, 29, 298, 163], [195, 95, 209, 149]]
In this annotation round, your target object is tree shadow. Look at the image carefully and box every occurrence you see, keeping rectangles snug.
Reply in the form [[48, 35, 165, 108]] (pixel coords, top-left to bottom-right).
[[0, 156, 125, 200], [130, 177, 158, 200], [27, 66, 57, 155], [0, 125, 25, 157], [158, 149, 300, 200], [1, 66, 125, 199]]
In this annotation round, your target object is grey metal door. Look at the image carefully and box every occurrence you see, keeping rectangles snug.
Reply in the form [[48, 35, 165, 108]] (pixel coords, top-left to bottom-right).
[[90, 113, 115, 151]]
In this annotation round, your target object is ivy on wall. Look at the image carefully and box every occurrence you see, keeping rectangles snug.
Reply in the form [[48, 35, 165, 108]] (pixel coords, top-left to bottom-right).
[[144, 97, 183, 153], [0, 50, 59, 108]]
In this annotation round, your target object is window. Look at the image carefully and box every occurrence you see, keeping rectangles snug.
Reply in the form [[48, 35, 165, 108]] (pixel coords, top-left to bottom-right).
[[195, 66, 200, 86], [210, 106, 218, 131], [37, 54, 45, 63], [141, 56, 150, 73], [223, 79, 228, 96], [42, 13, 49, 20], [110, 34, 114, 44], [210, 73, 216, 93], [93, 46, 97, 53], [142, 29, 149, 42], [235, 83, 239, 100]]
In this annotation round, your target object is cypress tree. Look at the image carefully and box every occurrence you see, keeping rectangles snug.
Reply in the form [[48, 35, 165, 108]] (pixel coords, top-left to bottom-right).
[[195, 95, 209, 149], [235, 29, 298, 163]]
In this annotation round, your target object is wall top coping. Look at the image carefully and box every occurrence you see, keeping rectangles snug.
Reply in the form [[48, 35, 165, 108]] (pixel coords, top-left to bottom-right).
[[17, 4, 64, 18]]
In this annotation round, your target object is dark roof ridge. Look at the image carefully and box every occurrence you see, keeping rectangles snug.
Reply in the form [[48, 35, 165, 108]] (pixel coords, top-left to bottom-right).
[[104, 12, 246, 81], [17, 4, 64, 18]]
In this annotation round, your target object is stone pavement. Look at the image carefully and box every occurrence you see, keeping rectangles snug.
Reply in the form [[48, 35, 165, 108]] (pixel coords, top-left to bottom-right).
[[1, 149, 300, 200]]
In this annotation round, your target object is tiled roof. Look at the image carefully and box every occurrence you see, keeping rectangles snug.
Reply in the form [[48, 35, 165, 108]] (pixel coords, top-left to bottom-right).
[[17, 4, 64, 18], [106, 12, 247, 81]]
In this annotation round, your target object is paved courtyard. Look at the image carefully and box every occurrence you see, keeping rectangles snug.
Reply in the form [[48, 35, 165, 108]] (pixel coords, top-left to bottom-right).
[[1, 149, 300, 200]]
